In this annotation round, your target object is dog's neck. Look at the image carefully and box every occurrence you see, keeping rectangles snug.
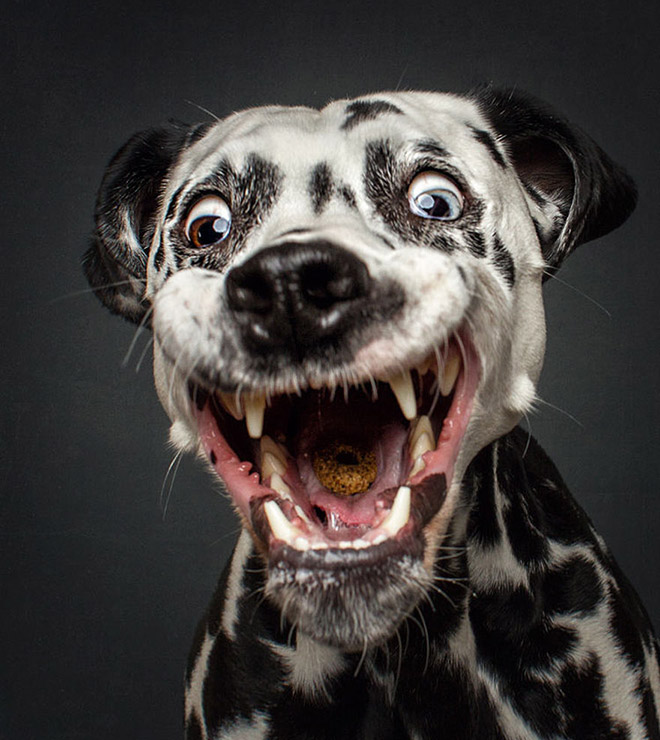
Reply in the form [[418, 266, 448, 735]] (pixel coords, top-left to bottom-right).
[[231, 426, 552, 700]]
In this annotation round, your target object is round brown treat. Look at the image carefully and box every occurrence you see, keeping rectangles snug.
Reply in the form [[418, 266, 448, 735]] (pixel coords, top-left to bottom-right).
[[312, 442, 378, 496]]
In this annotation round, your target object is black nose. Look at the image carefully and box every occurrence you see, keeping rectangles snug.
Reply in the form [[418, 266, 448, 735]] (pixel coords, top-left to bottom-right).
[[225, 241, 371, 355]]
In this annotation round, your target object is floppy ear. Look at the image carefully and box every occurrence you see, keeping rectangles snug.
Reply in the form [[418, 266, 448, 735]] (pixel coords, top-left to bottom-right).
[[473, 87, 637, 274], [83, 122, 194, 323]]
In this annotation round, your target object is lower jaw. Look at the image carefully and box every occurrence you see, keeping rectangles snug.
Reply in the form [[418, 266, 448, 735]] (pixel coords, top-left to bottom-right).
[[265, 528, 433, 650]]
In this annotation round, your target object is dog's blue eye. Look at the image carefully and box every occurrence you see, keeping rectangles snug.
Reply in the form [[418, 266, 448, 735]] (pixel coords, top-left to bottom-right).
[[185, 195, 232, 248], [408, 171, 463, 221]]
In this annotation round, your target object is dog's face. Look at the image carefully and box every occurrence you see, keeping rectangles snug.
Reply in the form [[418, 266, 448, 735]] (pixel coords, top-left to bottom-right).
[[86, 89, 635, 650]]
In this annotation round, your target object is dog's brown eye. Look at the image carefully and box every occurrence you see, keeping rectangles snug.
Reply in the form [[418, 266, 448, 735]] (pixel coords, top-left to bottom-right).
[[408, 171, 463, 221], [185, 195, 232, 248]]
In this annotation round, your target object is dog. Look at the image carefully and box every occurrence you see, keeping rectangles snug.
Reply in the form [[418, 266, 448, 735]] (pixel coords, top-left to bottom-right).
[[84, 88, 660, 739]]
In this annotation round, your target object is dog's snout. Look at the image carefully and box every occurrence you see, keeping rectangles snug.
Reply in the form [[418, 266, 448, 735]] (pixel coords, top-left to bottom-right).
[[226, 241, 371, 354]]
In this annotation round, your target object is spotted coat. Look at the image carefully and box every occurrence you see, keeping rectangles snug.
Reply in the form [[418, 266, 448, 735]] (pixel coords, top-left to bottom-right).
[[84, 88, 658, 739]]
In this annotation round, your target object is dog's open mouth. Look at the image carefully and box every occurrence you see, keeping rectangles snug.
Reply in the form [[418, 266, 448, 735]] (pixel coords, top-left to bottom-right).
[[190, 335, 479, 560]]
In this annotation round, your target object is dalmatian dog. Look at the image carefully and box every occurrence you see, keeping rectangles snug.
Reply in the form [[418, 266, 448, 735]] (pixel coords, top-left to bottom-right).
[[84, 88, 660, 739]]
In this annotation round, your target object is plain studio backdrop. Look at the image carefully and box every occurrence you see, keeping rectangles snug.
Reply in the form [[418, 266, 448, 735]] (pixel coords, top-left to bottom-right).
[[2, 0, 659, 736]]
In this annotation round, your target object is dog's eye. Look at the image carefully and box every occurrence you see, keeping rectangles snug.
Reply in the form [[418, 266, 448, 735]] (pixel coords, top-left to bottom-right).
[[408, 171, 463, 221], [185, 196, 232, 248]]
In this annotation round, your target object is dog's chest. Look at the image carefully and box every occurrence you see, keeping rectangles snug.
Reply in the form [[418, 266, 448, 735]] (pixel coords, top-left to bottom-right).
[[184, 430, 659, 740]]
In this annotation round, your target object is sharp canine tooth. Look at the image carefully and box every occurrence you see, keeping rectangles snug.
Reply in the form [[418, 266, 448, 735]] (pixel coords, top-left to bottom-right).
[[262, 451, 285, 480], [245, 394, 266, 438], [269, 473, 292, 500], [412, 431, 434, 461], [260, 435, 284, 456], [264, 499, 302, 545], [388, 370, 417, 420], [260, 435, 287, 472], [218, 392, 244, 420], [410, 415, 434, 450], [381, 485, 411, 536], [295, 505, 312, 524], [408, 456, 426, 479], [440, 348, 461, 396], [261, 434, 287, 480]]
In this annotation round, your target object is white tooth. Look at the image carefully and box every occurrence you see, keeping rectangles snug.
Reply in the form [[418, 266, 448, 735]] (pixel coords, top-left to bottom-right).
[[410, 415, 434, 451], [412, 431, 434, 461], [294, 536, 310, 551], [294, 505, 312, 524], [218, 392, 244, 420], [440, 348, 461, 396], [371, 533, 387, 545], [380, 485, 411, 537], [388, 369, 417, 420], [262, 451, 286, 480], [269, 472, 292, 500], [244, 394, 266, 438], [408, 456, 426, 480], [354, 538, 370, 549], [312, 541, 329, 550], [261, 438, 287, 480], [264, 500, 302, 545]]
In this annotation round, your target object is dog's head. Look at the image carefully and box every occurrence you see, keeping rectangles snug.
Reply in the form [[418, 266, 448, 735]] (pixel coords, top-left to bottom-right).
[[85, 89, 635, 650]]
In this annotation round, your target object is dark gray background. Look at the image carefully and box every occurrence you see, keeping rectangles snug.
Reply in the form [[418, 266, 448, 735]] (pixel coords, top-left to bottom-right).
[[3, 0, 659, 736]]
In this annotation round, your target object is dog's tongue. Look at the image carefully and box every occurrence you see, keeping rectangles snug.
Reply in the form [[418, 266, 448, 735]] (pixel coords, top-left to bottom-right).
[[292, 389, 409, 524]]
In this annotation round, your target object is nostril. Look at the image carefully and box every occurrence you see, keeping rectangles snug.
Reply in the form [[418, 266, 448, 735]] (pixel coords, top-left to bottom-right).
[[299, 259, 368, 310], [226, 270, 273, 313]]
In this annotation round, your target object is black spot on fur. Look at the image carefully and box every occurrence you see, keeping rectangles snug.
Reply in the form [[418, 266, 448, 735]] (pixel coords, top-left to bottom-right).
[[560, 655, 630, 739], [413, 139, 450, 160], [492, 234, 516, 287], [608, 585, 647, 668], [467, 125, 506, 168], [466, 444, 502, 547], [153, 241, 165, 270], [165, 183, 187, 221], [202, 630, 282, 729], [309, 162, 334, 214], [185, 714, 204, 740], [640, 674, 660, 740], [465, 230, 487, 258], [339, 185, 357, 209], [341, 100, 403, 131], [430, 233, 459, 253], [268, 674, 402, 739], [470, 582, 578, 735], [544, 555, 604, 617], [394, 659, 506, 738], [497, 445, 548, 566]]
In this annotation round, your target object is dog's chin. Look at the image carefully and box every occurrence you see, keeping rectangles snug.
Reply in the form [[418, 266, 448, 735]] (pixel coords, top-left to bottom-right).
[[188, 334, 479, 650]]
